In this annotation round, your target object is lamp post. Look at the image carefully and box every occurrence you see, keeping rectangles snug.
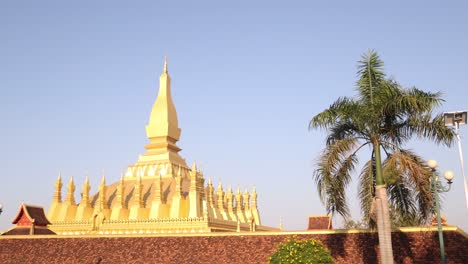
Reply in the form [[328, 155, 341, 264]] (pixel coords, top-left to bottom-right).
[[427, 160, 454, 264], [443, 110, 468, 209]]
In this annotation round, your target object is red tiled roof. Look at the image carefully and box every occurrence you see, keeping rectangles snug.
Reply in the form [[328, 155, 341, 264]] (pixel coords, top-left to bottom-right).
[[2, 226, 55, 236], [307, 215, 332, 230], [11, 204, 51, 226]]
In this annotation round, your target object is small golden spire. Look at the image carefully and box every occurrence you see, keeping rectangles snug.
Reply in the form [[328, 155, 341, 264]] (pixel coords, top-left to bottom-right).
[[226, 186, 234, 216], [251, 186, 257, 208], [207, 178, 214, 204], [132, 175, 143, 207], [69, 176, 74, 186], [217, 181, 224, 210], [175, 170, 183, 195], [243, 188, 250, 210], [116, 174, 125, 208], [191, 161, 197, 172], [154, 173, 163, 203], [53, 172, 63, 202], [65, 176, 76, 205], [236, 187, 243, 209], [98, 175, 107, 210], [81, 176, 91, 207]]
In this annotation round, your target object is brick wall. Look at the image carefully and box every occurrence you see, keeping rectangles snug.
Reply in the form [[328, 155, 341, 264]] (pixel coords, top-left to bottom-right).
[[0, 229, 467, 263]]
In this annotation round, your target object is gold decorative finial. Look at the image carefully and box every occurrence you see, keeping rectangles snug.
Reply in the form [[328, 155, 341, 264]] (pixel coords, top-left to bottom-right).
[[68, 176, 75, 187], [65, 176, 76, 205], [53, 172, 63, 203], [140, 54, 185, 166]]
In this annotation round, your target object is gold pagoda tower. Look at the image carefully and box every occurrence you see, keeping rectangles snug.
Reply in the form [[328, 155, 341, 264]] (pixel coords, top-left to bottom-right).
[[47, 58, 276, 235]]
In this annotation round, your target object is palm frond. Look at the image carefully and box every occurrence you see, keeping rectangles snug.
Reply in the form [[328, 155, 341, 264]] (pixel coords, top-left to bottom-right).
[[356, 50, 386, 104], [314, 138, 361, 218], [309, 97, 359, 130], [383, 150, 434, 224], [358, 159, 375, 226], [406, 114, 454, 147]]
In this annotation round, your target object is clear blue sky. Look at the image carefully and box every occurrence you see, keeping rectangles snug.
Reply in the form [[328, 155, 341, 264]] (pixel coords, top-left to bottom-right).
[[1, 1, 467, 231]]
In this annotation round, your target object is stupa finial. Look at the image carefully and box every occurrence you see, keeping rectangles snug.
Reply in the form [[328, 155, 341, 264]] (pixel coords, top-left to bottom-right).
[[139, 56, 186, 166], [163, 55, 168, 73]]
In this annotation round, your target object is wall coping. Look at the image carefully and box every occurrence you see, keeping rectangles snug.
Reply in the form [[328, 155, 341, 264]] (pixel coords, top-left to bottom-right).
[[1, 226, 466, 240]]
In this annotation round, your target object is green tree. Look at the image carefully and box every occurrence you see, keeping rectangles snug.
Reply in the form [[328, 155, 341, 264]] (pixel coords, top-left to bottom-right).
[[269, 237, 334, 264], [343, 219, 367, 229], [309, 50, 453, 263]]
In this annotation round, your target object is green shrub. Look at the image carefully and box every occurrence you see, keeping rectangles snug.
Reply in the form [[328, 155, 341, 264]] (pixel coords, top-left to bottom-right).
[[269, 236, 334, 264]]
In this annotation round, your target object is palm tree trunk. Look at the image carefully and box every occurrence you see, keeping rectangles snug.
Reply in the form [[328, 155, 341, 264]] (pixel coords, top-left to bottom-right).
[[376, 185, 394, 264], [374, 142, 394, 264]]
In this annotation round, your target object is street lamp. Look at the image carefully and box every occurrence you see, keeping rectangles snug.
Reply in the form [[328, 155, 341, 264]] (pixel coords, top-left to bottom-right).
[[428, 160, 454, 264], [443, 110, 468, 209]]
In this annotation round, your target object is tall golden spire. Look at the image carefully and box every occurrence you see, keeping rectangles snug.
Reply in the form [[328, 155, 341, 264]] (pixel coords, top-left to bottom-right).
[[137, 57, 186, 167]]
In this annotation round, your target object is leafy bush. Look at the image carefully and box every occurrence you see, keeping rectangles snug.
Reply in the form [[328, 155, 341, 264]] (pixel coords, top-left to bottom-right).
[[269, 236, 334, 264]]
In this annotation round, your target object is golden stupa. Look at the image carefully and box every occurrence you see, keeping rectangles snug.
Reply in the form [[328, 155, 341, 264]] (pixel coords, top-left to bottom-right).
[[47, 58, 276, 235]]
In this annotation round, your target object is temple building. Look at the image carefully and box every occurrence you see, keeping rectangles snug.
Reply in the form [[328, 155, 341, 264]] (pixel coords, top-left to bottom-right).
[[2, 204, 55, 236], [47, 59, 276, 235]]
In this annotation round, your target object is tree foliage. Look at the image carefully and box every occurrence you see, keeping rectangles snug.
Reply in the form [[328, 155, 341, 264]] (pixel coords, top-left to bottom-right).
[[309, 50, 454, 226], [269, 236, 334, 264]]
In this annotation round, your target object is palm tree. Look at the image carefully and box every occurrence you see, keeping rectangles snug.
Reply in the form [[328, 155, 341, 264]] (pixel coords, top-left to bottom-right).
[[309, 50, 453, 263]]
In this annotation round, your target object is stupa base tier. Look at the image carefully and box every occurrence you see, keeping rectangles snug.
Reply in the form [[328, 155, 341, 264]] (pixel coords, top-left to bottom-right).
[[49, 217, 278, 235]]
